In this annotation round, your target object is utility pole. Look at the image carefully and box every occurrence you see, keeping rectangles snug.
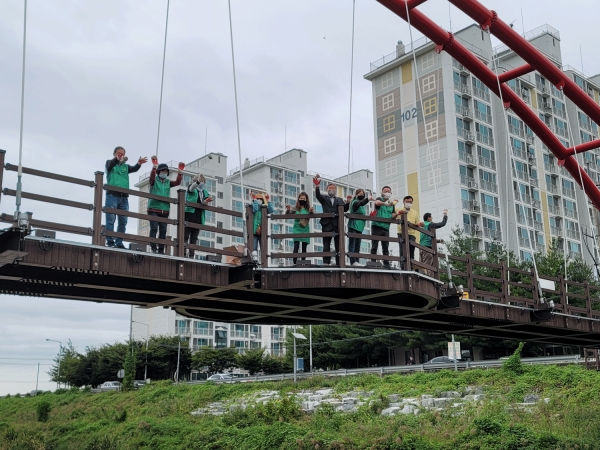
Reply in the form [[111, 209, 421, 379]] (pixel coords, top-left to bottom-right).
[[35, 362, 39, 395], [309, 325, 313, 373], [129, 305, 134, 356], [175, 340, 181, 385]]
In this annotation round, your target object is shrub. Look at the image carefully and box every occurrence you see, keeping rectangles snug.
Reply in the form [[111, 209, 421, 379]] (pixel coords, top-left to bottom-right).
[[503, 341, 525, 375], [473, 416, 503, 435], [36, 401, 52, 423]]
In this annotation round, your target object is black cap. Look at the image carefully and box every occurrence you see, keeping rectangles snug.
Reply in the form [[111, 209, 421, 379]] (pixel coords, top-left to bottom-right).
[[157, 163, 169, 175]]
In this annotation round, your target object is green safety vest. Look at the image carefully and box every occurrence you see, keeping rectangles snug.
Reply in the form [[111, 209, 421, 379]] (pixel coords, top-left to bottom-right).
[[420, 221, 432, 247], [373, 199, 394, 230], [185, 189, 210, 224], [107, 163, 129, 189], [253, 208, 262, 234], [347, 199, 366, 233], [148, 178, 171, 212], [292, 208, 310, 243]]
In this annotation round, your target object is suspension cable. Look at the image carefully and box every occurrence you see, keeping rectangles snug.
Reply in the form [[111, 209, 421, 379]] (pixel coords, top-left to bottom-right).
[[155, 0, 171, 159], [16, 0, 28, 215], [345, 0, 356, 194], [228, 0, 248, 249]]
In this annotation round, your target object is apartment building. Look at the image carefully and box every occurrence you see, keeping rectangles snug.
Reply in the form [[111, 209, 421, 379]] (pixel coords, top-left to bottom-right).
[[364, 23, 598, 266], [132, 149, 373, 361]]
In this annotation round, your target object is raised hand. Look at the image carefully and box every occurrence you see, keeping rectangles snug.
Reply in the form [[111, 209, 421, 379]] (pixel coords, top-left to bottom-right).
[[346, 195, 352, 202], [178, 162, 185, 173], [151, 155, 158, 166], [286, 204, 292, 211], [265, 193, 270, 201], [313, 174, 321, 186], [443, 209, 448, 215], [138, 156, 148, 164], [309, 207, 314, 213], [205, 197, 213, 203]]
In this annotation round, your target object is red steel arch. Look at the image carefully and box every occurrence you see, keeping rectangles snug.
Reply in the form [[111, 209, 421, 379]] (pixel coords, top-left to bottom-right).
[[376, 0, 600, 210]]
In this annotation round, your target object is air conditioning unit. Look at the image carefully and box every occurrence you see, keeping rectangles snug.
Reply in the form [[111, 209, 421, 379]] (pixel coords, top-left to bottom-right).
[[277, 188, 283, 194], [521, 88, 528, 96], [465, 155, 474, 164], [468, 181, 478, 189], [471, 200, 479, 207], [528, 155, 536, 163]]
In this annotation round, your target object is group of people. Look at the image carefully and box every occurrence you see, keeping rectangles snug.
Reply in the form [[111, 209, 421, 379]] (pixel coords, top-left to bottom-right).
[[103, 147, 448, 267], [251, 174, 448, 269], [104, 146, 212, 257]]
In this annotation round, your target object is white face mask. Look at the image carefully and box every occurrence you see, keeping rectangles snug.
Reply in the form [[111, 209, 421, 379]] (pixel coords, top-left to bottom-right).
[[404, 202, 412, 209], [327, 190, 335, 197], [383, 192, 391, 200]]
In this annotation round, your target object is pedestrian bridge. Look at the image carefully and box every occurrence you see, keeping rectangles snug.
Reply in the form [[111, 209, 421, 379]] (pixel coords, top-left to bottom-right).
[[1, 149, 599, 348]]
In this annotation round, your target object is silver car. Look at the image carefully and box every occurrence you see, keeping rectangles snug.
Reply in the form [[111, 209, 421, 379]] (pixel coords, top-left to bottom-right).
[[207, 374, 235, 382], [98, 381, 121, 391]]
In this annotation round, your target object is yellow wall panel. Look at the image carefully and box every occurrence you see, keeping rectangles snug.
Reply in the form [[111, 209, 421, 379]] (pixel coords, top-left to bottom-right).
[[402, 61, 413, 84], [541, 192, 551, 249], [531, 92, 537, 110], [407, 171, 419, 212]]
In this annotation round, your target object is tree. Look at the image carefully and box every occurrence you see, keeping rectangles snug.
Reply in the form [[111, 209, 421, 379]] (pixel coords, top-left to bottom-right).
[[192, 347, 237, 374], [261, 354, 288, 374], [235, 347, 265, 375], [122, 349, 136, 391]]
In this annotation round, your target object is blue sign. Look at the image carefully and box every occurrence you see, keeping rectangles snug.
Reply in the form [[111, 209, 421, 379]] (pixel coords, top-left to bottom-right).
[[297, 358, 304, 371]]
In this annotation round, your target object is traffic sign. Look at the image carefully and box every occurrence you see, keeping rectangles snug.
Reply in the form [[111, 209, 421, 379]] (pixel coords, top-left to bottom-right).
[[117, 369, 125, 379]]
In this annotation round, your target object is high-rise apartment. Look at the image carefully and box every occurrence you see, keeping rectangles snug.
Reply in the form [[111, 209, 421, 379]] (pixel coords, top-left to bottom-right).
[[365, 24, 599, 266]]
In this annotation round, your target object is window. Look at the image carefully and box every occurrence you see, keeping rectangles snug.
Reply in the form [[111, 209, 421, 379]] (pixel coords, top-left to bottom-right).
[[389, 182, 399, 195], [231, 217, 243, 228], [217, 191, 223, 199], [383, 115, 395, 132], [423, 97, 437, 116], [385, 159, 397, 176], [425, 120, 438, 139], [216, 176, 223, 184], [206, 179, 216, 193], [426, 144, 440, 162], [231, 185, 241, 198], [384, 136, 396, 154], [381, 71, 393, 90], [423, 74, 436, 93], [421, 52, 434, 70], [231, 200, 243, 213], [382, 93, 394, 111], [428, 168, 442, 187], [216, 237, 223, 244], [217, 221, 223, 228]]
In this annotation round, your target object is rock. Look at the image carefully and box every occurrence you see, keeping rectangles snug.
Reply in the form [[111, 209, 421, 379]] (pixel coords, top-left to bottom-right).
[[256, 397, 272, 403], [421, 398, 435, 408], [440, 391, 461, 399], [315, 389, 334, 396], [308, 394, 323, 402], [465, 385, 484, 395], [336, 404, 356, 412], [421, 394, 433, 400], [191, 408, 208, 415], [402, 398, 420, 406], [544, 398, 550, 404], [389, 402, 403, 408], [381, 406, 401, 416], [463, 394, 484, 402], [342, 397, 358, 404], [433, 398, 453, 408], [357, 401, 366, 407], [387, 394, 400, 402], [399, 404, 417, 415], [523, 394, 540, 404]]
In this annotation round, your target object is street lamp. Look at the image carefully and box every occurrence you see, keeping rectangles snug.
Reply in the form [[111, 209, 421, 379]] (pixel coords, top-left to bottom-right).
[[46, 339, 62, 389], [132, 320, 149, 381], [292, 332, 306, 383]]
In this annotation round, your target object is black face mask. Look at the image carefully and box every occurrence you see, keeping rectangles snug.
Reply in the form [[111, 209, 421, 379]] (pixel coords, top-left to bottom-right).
[[299, 200, 307, 205], [357, 195, 365, 200]]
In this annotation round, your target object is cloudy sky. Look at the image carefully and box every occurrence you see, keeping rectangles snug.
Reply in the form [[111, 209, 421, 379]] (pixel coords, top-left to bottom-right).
[[1, 0, 598, 395]]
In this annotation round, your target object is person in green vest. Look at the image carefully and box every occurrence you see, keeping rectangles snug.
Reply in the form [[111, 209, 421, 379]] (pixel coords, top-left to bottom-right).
[[184, 174, 213, 258], [147, 158, 183, 254], [347, 188, 370, 267], [285, 191, 314, 264], [370, 185, 399, 269], [251, 192, 274, 258], [104, 146, 148, 248], [419, 209, 448, 275]]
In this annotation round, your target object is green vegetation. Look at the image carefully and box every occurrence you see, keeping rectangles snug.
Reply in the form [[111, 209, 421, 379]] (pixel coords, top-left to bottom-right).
[[2, 364, 600, 449]]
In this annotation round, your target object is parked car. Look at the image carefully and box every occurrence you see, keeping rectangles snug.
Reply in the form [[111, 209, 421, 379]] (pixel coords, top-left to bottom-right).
[[424, 356, 464, 364], [97, 381, 121, 391], [207, 374, 235, 382], [133, 380, 146, 388]]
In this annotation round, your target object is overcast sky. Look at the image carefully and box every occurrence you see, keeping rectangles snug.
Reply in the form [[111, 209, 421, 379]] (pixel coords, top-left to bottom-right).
[[1, 0, 598, 395]]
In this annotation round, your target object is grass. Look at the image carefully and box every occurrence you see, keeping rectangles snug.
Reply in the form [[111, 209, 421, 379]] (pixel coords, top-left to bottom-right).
[[1, 364, 600, 449]]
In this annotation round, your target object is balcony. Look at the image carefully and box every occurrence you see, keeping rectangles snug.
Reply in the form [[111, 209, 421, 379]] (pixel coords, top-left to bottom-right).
[[480, 179, 498, 193], [509, 124, 525, 138], [568, 251, 582, 260], [579, 120, 593, 133], [532, 200, 541, 209], [553, 106, 566, 119], [513, 169, 529, 182], [537, 83, 550, 96], [525, 134, 535, 145], [176, 327, 191, 336], [481, 204, 500, 216], [462, 199, 481, 213], [473, 87, 491, 102], [453, 60, 470, 74], [474, 109, 492, 124], [249, 333, 262, 340], [457, 127, 475, 143], [541, 103, 553, 116], [483, 227, 502, 240], [564, 208, 578, 219], [463, 223, 482, 238], [536, 244, 546, 254], [270, 334, 285, 341], [519, 238, 532, 248], [548, 205, 561, 215], [477, 132, 494, 146], [534, 221, 544, 231], [454, 81, 472, 97], [550, 226, 563, 236], [478, 155, 496, 170], [530, 178, 539, 188], [547, 184, 560, 195], [566, 229, 581, 240], [231, 330, 249, 339], [457, 105, 473, 120], [193, 328, 213, 336], [459, 151, 477, 166], [544, 162, 558, 174], [511, 146, 527, 160], [460, 175, 478, 190], [562, 186, 576, 198]]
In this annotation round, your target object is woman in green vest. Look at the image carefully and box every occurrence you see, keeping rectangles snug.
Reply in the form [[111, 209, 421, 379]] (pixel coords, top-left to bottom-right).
[[184, 174, 213, 258], [347, 189, 370, 267], [285, 191, 314, 264], [419, 209, 448, 275], [251, 192, 274, 257], [147, 159, 183, 254]]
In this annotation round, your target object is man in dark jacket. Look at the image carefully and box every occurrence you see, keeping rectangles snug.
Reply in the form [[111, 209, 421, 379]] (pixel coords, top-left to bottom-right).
[[419, 209, 448, 275], [105, 146, 147, 248], [313, 175, 347, 266]]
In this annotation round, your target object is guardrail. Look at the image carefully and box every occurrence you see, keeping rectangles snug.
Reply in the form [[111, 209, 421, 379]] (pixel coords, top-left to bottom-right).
[[187, 355, 583, 384]]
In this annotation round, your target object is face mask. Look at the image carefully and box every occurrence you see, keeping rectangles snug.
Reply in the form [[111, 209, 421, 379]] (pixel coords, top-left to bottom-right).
[[159, 173, 167, 180], [299, 199, 307, 205], [357, 195, 365, 200], [327, 190, 335, 197], [197, 182, 205, 190], [405, 202, 412, 209], [383, 192, 391, 199]]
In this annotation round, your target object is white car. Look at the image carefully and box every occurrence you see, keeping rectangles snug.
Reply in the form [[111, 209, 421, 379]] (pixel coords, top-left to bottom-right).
[[207, 374, 235, 382], [98, 381, 121, 391]]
